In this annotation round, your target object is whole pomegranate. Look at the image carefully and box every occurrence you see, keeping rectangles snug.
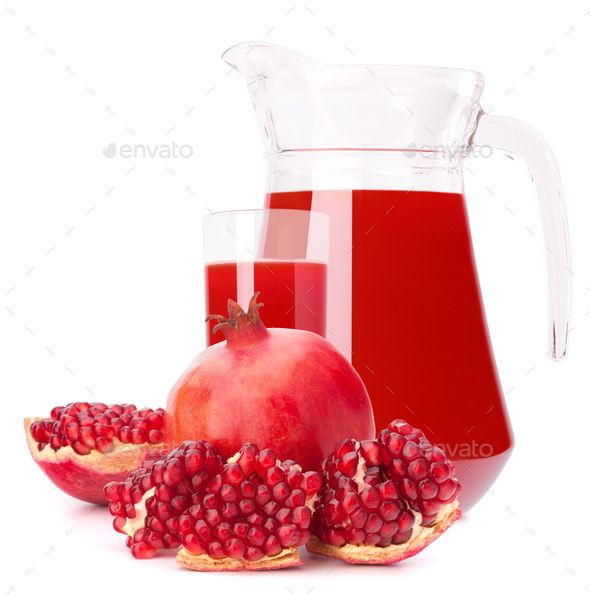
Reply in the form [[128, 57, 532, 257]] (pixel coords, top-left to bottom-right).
[[165, 293, 375, 470]]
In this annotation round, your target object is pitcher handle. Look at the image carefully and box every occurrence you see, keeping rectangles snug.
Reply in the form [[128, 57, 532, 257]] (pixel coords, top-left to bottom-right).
[[474, 113, 572, 361]]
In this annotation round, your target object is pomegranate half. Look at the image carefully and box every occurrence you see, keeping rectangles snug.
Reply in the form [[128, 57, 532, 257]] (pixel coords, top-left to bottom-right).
[[165, 293, 375, 471], [25, 402, 165, 505], [307, 419, 461, 564]]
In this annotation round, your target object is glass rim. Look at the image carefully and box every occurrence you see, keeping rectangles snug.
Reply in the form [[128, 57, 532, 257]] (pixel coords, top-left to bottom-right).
[[204, 208, 330, 222]]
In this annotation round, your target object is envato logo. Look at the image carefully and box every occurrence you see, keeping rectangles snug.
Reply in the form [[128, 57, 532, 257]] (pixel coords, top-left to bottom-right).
[[403, 142, 493, 159], [433, 441, 494, 458], [103, 142, 193, 159]]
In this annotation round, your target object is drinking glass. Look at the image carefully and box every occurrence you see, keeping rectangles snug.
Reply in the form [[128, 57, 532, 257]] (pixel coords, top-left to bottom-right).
[[204, 209, 329, 346]]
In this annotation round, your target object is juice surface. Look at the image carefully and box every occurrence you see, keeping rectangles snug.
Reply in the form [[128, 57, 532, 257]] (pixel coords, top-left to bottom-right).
[[266, 189, 514, 510]]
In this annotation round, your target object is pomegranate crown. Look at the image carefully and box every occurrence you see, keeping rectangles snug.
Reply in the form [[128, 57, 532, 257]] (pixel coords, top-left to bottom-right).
[[206, 292, 267, 344]]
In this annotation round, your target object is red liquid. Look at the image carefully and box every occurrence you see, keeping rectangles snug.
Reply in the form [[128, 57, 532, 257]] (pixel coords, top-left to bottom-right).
[[266, 189, 514, 511], [205, 260, 327, 347]]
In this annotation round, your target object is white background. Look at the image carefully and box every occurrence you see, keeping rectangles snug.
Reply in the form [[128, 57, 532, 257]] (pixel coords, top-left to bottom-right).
[[1, 1, 589, 592]]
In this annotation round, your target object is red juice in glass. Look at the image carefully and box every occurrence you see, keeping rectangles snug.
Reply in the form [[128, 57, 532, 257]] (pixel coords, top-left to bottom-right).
[[205, 260, 327, 347], [266, 189, 514, 511]]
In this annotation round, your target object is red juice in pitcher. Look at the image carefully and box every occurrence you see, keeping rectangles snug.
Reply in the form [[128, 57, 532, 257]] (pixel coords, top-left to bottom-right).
[[205, 260, 327, 347], [266, 189, 514, 511]]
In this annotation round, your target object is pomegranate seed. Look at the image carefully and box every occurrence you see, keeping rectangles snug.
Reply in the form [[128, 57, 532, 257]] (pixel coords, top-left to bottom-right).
[[408, 458, 429, 480], [337, 451, 359, 478], [265, 466, 286, 487], [334, 439, 356, 458], [291, 506, 311, 529], [162, 457, 185, 487], [226, 538, 246, 559], [359, 440, 382, 466], [300, 471, 322, 497], [94, 424, 116, 439], [392, 530, 412, 544], [339, 492, 360, 515], [113, 516, 127, 533], [220, 484, 238, 502], [246, 526, 266, 546], [276, 509, 291, 524], [256, 449, 276, 473], [254, 484, 270, 505], [130, 417, 150, 432], [183, 533, 203, 554], [276, 524, 301, 547], [417, 479, 438, 500], [95, 437, 114, 454], [117, 426, 132, 444], [223, 464, 245, 485], [147, 412, 163, 430], [148, 430, 163, 444], [217, 499, 237, 518], [430, 462, 451, 483], [262, 501, 280, 516], [72, 442, 91, 456], [131, 542, 157, 559], [236, 444, 258, 475], [247, 512, 264, 526], [130, 428, 147, 445], [272, 482, 290, 501], [124, 503, 137, 518]]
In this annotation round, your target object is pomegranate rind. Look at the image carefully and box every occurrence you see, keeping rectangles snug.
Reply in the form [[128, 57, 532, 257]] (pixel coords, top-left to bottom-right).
[[176, 547, 302, 572], [24, 417, 159, 505], [306, 501, 461, 565]]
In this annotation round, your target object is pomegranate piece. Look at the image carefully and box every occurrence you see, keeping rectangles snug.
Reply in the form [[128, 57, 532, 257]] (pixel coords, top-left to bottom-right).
[[106, 440, 225, 560], [107, 441, 322, 570], [165, 293, 375, 472], [24, 403, 165, 505], [307, 419, 462, 565]]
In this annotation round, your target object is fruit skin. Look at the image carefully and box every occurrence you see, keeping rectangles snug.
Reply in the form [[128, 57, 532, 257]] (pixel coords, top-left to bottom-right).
[[307, 419, 462, 564], [165, 294, 375, 471], [24, 412, 163, 506]]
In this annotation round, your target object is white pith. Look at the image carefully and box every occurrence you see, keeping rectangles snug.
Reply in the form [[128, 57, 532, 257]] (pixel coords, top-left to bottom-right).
[[122, 487, 156, 536]]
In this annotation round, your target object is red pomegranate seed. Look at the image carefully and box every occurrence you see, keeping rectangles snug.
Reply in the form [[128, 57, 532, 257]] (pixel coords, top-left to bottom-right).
[[72, 442, 91, 456], [226, 538, 246, 559], [96, 437, 114, 454], [256, 449, 276, 473], [130, 428, 147, 445], [131, 541, 157, 559]]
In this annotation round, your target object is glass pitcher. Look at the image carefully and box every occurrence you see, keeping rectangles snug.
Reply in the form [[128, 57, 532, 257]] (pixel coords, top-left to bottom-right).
[[222, 42, 572, 512]]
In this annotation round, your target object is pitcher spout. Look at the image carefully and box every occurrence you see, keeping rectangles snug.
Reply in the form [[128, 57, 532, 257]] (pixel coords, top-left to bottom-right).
[[222, 42, 321, 81]]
